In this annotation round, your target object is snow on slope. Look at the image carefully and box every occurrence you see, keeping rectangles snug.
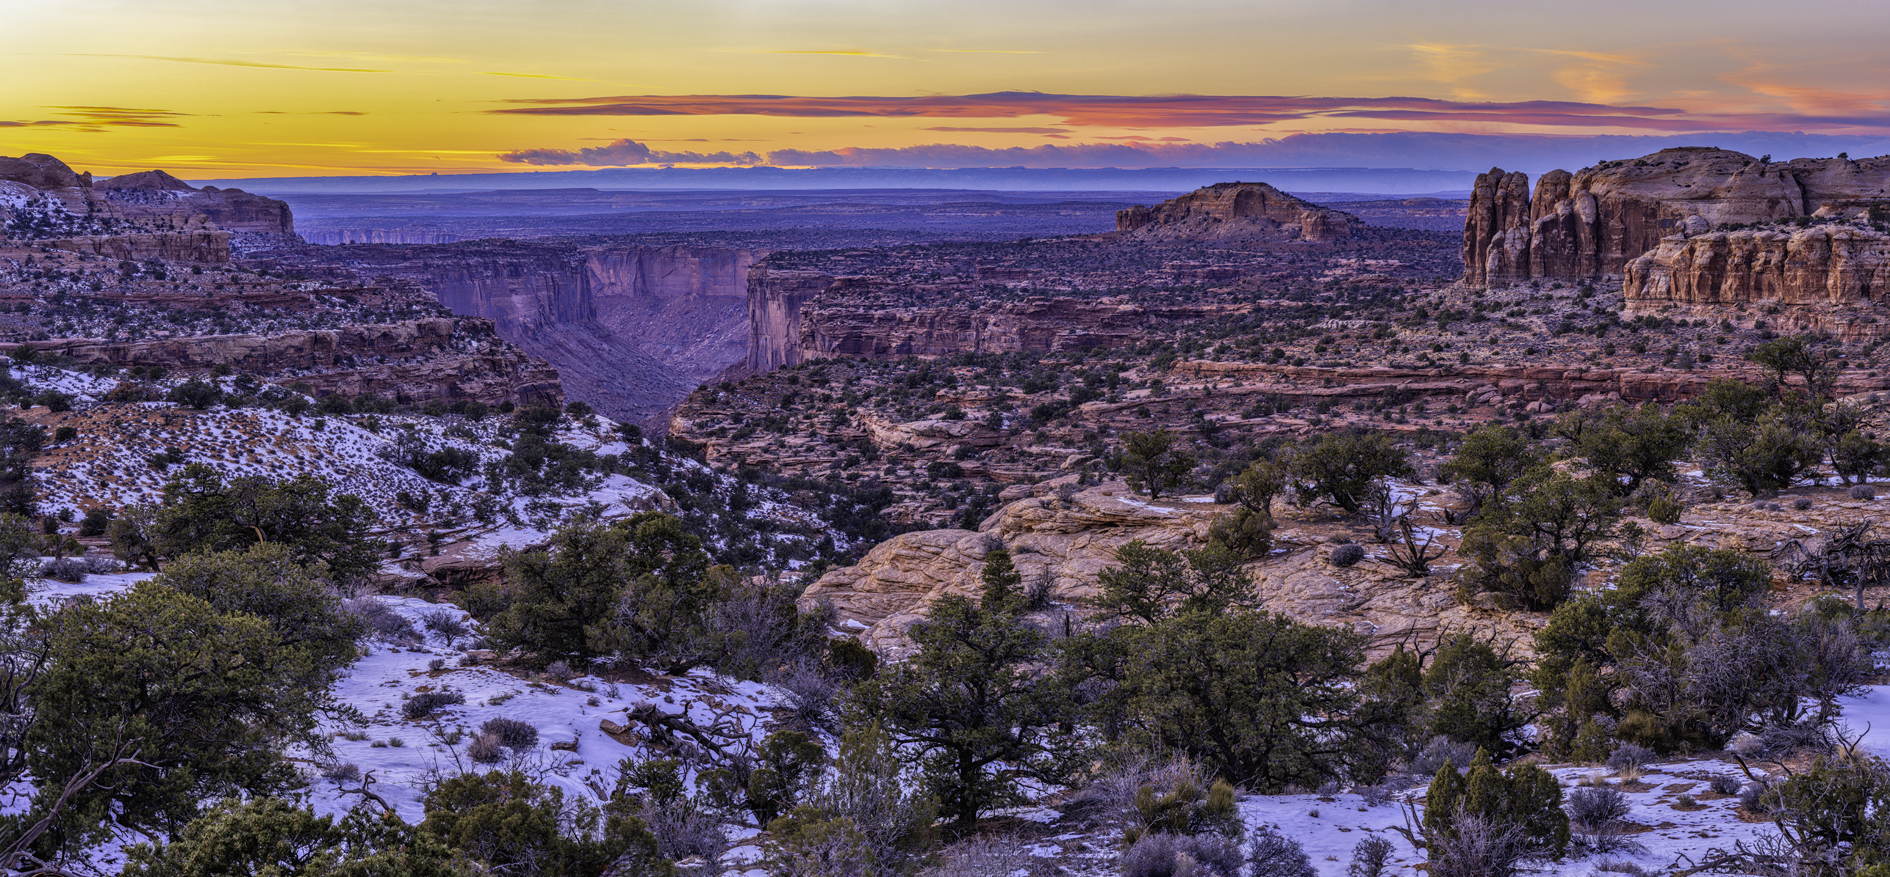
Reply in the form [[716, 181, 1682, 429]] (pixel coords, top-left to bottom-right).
[[32, 570, 790, 874], [304, 596, 785, 827], [27, 564, 1880, 877]]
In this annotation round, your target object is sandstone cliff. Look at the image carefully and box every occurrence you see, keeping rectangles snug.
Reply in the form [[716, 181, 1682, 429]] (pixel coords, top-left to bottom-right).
[[584, 245, 760, 384], [0, 153, 298, 261], [1463, 147, 1890, 285], [744, 266, 1238, 372], [1623, 223, 1890, 336], [273, 241, 759, 425], [1117, 181, 1359, 243]]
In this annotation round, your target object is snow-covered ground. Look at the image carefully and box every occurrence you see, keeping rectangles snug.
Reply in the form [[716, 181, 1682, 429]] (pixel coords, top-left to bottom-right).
[[31, 568, 792, 874], [306, 596, 785, 826], [27, 563, 1881, 876]]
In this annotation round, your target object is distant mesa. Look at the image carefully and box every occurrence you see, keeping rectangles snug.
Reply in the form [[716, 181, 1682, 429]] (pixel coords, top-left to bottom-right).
[[1116, 181, 1360, 243], [97, 169, 197, 192]]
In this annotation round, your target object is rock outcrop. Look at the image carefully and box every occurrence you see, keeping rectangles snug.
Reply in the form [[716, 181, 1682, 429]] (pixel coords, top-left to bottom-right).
[[802, 481, 1540, 658], [1463, 148, 1890, 285], [801, 484, 1218, 655], [1117, 182, 1359, 243], [1624, 223, 1890, 335], [0, 154, 91, 190], [0, 153, 298, 261]]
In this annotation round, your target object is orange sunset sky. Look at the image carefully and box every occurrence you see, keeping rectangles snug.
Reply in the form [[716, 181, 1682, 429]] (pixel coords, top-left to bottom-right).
[[6, 0, 1890, 178]]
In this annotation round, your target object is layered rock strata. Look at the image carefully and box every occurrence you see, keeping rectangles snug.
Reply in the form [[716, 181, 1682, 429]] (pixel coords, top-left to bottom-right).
[[0, 153, 297, 262], [745, 266, 1238, 372], [1464, 147, 1890, 286], [1623, 223, 1890, 336]]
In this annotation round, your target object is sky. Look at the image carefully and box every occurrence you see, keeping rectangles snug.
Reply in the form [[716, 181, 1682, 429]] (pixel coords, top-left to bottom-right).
[[6, 0, 1890, 178]]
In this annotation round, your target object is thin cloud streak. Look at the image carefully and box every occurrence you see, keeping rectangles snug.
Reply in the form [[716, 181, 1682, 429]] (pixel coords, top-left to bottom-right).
[[498, 132, 1890, 172], [480, 72, 597, 81], [490, 90, 1890, 134], [62, 53, 390, 73]]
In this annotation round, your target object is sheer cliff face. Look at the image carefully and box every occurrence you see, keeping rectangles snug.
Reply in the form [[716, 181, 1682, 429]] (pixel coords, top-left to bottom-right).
[[585, 246, 760, 384], [744, 268, 1230, 372], [306, 241, 757, 425], [1463, 147, 1890, 285], [1624, 224, 1890, 334], [1117, 181, 1359, 243]]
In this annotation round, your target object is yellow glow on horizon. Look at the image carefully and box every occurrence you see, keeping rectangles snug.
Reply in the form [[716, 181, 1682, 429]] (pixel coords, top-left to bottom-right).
[[2, 0, 1887, 178]]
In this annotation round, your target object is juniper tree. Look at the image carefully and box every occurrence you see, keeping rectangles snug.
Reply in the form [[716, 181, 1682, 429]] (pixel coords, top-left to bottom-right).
[[1290, 432, 1412, 516], [1121, 429, 1195, 499], [857, 595, 1072, 828]]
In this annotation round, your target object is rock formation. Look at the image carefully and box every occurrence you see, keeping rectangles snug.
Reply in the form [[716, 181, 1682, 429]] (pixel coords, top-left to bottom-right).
[[801, 481, 1538, 658], [0, 153, 297, 261], [744, 267, 1241, 372], [1623, 223, 1890, 335], [1463, 147, 1890, 286], [1116, 181, 1359, 243]]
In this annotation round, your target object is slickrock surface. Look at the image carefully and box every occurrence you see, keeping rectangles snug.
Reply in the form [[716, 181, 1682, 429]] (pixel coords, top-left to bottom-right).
[[800, 481, 1542, 659]]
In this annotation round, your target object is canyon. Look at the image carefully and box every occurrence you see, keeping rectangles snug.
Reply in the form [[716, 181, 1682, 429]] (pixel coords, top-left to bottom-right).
[[260, 239, 759, 426]]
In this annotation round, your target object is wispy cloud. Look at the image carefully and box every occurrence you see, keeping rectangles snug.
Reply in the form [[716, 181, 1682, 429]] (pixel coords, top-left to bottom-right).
[[756, 50, 910, 59], [491, 91, 1685, 129], [490, 90, 1890, 134], [924, 126, 1069, 134], [62, 53, 389, 72], [480, 71, 597, 81], [45, 106, 190, 128]]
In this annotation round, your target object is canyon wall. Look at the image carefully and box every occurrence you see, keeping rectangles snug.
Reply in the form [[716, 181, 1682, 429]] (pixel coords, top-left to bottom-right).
[[301, 229, 467, 246], [1623, 224, 1890, 336], [585, 245, 760, 383], [1117, 181, 1359, 243], [743, 266, 1232, 372], [292, 241, 757, 424], [19, 318, 561, 406], [1463, 147, 1890, 286]]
